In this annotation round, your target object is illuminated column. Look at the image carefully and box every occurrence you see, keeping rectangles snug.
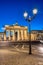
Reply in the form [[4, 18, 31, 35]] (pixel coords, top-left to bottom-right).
[[14, 30, 15, 41], [4, 32, 6, 41], [17, 30, 20, 41], [21, 30, 24, 40], [19, 30, 22, 40], [35, 34, 37, 40], [24, 30, 28, 40], [31, 34, 34, 41], [31, 34, 37, 41], [12, 30, 15, 41]]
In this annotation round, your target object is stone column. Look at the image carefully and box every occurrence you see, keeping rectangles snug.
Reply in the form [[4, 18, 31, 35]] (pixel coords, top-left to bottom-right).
[[14, 30, 15, 41], [17, 30, 20, 41], [4, 32, 6, 41], [19, 30, 22, 40], [31, 34, 34, 41], [24, 30, 28, 40], [12, 30, 15, 41], [31, 34, 37, 41], [21, 30, 24, 40], [35, 34, 37, 40]]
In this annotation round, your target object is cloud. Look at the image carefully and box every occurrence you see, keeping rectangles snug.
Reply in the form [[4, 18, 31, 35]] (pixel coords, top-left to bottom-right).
[[1, 27, 5, 30]]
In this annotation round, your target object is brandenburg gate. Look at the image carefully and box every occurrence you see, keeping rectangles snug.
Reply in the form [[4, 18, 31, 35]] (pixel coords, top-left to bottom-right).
[[4, 23, 28, 41]]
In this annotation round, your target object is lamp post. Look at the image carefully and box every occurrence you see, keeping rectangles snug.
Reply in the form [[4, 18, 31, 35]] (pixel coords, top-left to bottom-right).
[[23, 9, 38, 54]]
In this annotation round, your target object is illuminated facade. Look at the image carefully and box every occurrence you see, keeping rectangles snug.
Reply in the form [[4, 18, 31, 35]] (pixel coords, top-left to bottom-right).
[[0, 23, 43, 41], [0, 23, 28, 41]]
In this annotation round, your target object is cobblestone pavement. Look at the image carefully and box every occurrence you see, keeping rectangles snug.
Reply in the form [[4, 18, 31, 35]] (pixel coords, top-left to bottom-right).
[[0, 44, 43, 65]]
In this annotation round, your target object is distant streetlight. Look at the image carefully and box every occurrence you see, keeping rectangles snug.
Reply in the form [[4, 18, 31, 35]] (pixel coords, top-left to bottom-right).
[[23, 8, 38, 54]]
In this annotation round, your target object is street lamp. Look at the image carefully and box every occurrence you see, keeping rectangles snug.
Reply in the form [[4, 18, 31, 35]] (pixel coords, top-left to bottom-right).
[[23, 9, 38, 54], [33, 9, 38, 15]]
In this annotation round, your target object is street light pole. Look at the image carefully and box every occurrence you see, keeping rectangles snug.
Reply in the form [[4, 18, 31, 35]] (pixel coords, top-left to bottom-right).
[[23, 9, 38, 54], [27, 17, 32, 54], [29, 21, 31, 54]]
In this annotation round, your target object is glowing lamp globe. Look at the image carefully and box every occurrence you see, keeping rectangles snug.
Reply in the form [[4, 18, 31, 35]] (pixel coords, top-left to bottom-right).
[[33, 9, 38, 14], [23, 11, 28, 18]]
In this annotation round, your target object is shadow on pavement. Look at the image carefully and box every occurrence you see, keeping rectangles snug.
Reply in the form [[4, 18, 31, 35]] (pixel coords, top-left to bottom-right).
[[32, 53, 43, 58]]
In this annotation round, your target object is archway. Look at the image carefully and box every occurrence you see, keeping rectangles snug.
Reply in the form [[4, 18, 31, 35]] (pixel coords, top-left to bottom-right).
[[6, 30, 9, 41], [15, 32, 18, 41]]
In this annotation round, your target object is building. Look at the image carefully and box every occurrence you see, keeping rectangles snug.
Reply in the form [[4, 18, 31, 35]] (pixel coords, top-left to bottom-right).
[[0, 23, 43, 41], [31, 30, 43, 40], [0, 23, 28, 41]]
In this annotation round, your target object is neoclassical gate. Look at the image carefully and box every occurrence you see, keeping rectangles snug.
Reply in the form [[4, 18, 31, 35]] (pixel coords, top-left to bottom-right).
[[3, 23, 28, 41]]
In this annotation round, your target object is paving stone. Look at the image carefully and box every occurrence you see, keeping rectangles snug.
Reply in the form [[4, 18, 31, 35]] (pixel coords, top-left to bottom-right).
[[0, 46, 43, 65]]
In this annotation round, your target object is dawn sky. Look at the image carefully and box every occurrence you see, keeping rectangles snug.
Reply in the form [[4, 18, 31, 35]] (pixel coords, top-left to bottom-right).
[[0, 0, 43, 32]]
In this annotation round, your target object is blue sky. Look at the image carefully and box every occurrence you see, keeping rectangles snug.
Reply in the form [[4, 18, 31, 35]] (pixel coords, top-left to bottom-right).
[[0, 0, 43, 32]]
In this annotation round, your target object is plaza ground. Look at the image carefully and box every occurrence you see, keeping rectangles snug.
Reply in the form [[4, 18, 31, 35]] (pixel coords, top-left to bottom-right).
[[0, 43, 43, 65]]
